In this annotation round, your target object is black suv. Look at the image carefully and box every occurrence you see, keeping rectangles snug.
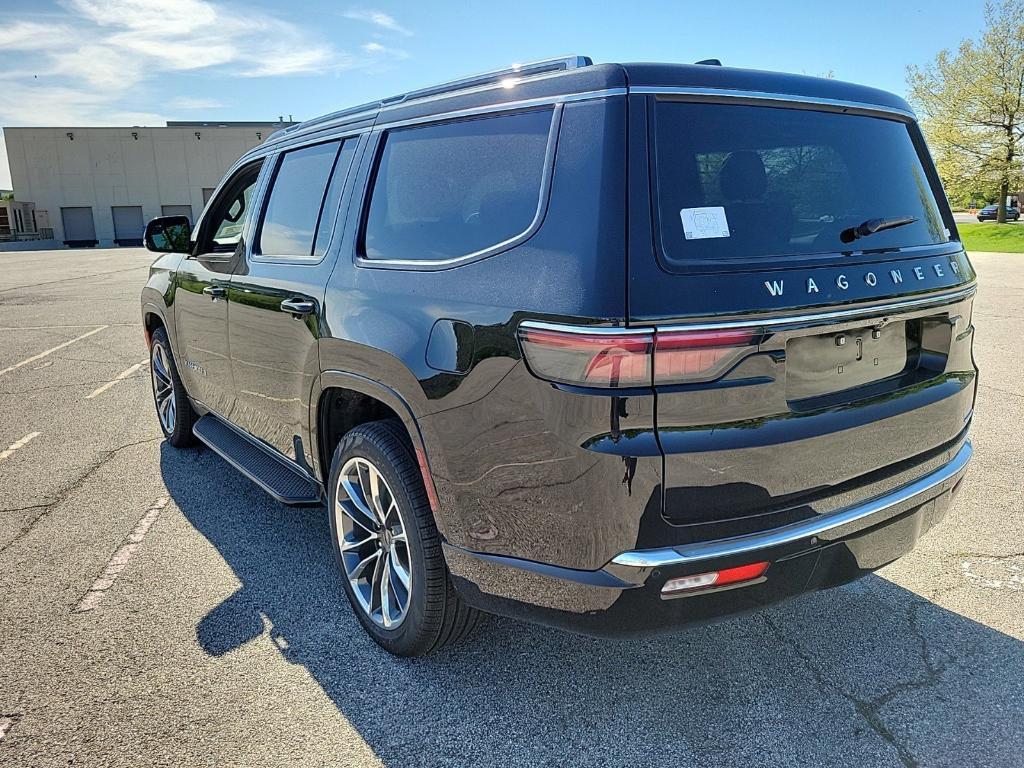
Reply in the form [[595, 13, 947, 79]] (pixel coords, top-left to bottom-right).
[[141, 56, 976, 656]]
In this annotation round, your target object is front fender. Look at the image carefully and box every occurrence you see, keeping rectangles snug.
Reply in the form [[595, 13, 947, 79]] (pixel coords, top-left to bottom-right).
[[140, 252, 184, 356]]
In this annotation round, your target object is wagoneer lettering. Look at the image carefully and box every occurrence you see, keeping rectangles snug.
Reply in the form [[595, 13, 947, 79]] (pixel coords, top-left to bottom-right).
[[140, 55, 976, 657]]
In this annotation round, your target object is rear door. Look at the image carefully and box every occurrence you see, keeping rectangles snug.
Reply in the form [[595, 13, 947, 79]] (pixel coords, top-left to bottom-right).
[[228, 135, 362, 466], [629, 94, 977, 538]]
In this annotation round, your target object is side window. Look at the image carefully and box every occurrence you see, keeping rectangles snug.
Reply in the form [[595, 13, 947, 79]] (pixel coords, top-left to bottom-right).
[[314, 142, 357, 258], [257, 139, 355, 259], [361, 109, 553, 262], [199, 163, 262, 254]]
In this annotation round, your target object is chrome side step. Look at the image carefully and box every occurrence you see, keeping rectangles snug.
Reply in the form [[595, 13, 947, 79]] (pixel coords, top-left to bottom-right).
[[192, 415, 321, 506]]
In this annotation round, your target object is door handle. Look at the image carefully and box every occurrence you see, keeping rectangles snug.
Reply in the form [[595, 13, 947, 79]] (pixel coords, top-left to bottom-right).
[[203, 285, 227, 299], [280, 298, 316, 317]]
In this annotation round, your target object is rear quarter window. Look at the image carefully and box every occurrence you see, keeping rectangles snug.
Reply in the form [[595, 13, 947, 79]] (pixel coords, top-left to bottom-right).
[[361, 108, 554, 263], [652, 100, 950, 268]]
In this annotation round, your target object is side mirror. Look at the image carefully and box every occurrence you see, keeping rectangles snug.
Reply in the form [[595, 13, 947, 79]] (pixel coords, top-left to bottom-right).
[[144, 216, 191, 253]]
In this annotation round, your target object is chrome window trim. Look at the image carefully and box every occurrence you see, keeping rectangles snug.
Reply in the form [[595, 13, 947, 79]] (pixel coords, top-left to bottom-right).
[[518, 284, 976, 336], [355, 103, 565, 271], [262, 86, 627, 149], [610, 439, 972, 570], [631, 86, 917, 121], [248, 135, 366, 266], [373, 88, 624, 132], [233, 128, 370, 177]]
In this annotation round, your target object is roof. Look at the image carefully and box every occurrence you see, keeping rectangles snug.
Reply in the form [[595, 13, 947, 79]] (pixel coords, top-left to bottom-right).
[[251, 56, 915, 156]]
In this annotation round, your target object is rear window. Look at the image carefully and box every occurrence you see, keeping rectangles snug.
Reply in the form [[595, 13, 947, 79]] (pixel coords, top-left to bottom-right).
[[362, 109, 553, 262], [652, 101, 950, 266]]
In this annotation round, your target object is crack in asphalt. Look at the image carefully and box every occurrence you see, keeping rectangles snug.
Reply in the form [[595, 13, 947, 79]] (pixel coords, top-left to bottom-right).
[[762, 602, 960, 768], [949, 549, 1024, 561], [0, 265, 149, 294], [0, 375, 147, 396], [978, 383, 1024, 400], [0, 436, 163, 557]]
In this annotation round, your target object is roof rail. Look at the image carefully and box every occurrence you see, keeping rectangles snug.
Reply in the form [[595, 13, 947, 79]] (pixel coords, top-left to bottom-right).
[[264, 55, 592, 144]]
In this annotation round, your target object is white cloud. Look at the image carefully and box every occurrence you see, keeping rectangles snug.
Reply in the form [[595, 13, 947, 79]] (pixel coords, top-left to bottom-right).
[[0, 0, 355, 128], [361, 42, 410, 60], [0, 21, 77, 51], [0, 1, 414, 186], [344, 9, 413, 36], [168, 96, 227, 111]]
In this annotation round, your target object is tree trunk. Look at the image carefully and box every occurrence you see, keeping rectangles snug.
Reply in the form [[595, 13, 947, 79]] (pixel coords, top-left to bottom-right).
[[1000, 124, 1016, 224]]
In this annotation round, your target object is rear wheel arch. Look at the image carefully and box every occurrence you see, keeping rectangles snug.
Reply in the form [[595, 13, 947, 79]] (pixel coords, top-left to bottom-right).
[[314, 372, 440, 515]]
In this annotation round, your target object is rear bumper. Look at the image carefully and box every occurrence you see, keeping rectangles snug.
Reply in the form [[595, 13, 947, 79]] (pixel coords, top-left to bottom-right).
[[445, 440, 971, 637]]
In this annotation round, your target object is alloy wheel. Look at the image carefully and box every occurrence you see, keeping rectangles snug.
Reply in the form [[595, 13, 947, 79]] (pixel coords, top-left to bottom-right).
[[335, 457, 412, 629], [151, 342, 176, 434]]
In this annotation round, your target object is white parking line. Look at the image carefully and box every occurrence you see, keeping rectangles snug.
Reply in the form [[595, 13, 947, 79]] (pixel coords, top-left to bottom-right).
[[0, 715, 16, 740], [0, 431, 40, 462], [75, 496, 169, 613], [85, 359, 148, 399], [0, 325, 109, 377]]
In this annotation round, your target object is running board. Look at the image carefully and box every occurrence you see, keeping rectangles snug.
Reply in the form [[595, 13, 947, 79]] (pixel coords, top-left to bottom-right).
[[192, 415, 321, 506]]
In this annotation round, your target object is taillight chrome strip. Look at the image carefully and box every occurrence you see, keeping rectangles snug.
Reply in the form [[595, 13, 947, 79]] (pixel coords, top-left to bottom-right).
[[656, 284, 977, 333], [519, 284, 976, 338], [608, 439, 972, 570], [518, 321, 654, 335]]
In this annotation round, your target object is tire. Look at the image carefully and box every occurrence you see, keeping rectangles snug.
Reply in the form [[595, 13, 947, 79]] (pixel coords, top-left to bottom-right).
[[149, 326, 198, 447], [327, 419, 479, 656]]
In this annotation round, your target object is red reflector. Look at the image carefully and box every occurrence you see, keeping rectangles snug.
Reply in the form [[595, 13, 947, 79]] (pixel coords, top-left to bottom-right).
[[414, 446, 441, 514], [661, 561, 769, 595], [714, 561, 770, 586]]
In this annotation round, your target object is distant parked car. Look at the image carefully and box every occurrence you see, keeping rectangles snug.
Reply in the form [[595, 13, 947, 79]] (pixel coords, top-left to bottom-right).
[[977, 205, 1020, 221]]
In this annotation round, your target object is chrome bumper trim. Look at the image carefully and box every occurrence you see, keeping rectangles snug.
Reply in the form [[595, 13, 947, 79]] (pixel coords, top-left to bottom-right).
[[610, 440, 972, 569]]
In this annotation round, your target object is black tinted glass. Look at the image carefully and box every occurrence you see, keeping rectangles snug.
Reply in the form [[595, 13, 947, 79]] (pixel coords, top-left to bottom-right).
[[363, 109, 552, 261], [653, 102, 949, 266], [313, 141, 357, 258], [203, 165, 261, 253], [259, 141, 341, 257]]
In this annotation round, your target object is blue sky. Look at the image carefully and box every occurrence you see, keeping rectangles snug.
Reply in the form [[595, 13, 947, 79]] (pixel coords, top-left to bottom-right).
[[0, 0, 986, 189]]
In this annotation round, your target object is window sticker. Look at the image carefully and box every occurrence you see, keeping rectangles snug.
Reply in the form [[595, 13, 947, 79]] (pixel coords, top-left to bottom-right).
[[680, 206, 730, 240]]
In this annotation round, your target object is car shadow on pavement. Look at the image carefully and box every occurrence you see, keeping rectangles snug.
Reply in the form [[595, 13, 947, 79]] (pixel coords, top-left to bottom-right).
[[161, 444, 1024, 767]]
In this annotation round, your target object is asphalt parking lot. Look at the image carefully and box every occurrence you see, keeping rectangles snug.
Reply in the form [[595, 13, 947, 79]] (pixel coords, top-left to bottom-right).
[[1, 248, 1022, 767]]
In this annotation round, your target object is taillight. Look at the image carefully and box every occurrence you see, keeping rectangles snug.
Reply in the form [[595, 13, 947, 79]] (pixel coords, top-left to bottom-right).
[[654, 329, 757, 383], [518, 327, 654, 388], [518, 323, 758, 388]]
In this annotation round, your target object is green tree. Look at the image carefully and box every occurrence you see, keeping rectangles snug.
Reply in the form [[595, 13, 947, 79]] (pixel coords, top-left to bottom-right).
[[907, 1, 1024, 222]]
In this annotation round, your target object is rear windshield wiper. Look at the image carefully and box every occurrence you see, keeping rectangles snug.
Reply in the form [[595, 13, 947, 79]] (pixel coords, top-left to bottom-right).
[[840, 216, 918, 244]]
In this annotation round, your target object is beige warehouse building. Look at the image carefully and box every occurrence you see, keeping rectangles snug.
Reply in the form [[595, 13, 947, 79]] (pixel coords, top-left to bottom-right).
[[3, 121, 289, 248]]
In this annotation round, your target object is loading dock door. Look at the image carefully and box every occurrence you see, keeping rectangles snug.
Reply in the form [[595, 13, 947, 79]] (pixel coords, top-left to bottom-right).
[[60, 207, 97, 247], [112, 206, 144, 246], [161, 204, 193, 223]]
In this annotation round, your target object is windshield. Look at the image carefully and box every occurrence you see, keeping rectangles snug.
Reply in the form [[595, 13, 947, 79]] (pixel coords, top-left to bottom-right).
[[652, 101, 950, 266]]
